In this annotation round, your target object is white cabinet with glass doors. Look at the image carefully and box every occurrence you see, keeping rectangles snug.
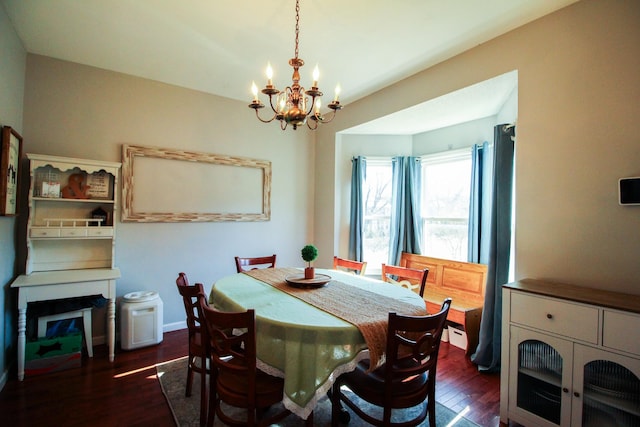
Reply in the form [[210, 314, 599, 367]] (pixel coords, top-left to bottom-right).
[[500, 279, 640, 427]]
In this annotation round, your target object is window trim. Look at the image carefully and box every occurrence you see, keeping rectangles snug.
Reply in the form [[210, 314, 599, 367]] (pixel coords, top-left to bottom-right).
[[361, 158, 393, 275], [420, 147, 471, 166], [420, 148, 472, 261]]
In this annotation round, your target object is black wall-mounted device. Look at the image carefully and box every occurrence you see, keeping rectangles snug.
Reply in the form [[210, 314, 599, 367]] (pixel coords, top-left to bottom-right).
[[619, 177, 640, 205]]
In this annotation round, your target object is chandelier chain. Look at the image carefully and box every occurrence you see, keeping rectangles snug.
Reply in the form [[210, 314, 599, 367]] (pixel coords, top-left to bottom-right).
[[294, 0, 300, 60], [248, 0, 342, 130]]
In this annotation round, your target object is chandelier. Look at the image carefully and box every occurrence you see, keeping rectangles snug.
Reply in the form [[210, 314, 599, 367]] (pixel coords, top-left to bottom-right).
[[248, 0, 342, 130]]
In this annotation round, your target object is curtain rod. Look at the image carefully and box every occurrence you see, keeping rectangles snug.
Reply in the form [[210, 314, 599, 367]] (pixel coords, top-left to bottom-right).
[[352, 156, 421, 162]]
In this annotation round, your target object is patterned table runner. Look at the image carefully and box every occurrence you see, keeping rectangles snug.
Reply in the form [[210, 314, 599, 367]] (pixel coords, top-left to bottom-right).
[[244, 267, 427, 368]]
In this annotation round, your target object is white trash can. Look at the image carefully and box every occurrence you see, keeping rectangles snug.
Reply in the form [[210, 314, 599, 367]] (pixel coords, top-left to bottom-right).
[[120, 291, 163, 350]]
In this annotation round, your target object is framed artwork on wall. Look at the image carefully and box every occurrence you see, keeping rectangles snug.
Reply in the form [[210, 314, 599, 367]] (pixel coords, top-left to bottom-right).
[[0, 126, 23, 216], [121, 144, 272, 222]]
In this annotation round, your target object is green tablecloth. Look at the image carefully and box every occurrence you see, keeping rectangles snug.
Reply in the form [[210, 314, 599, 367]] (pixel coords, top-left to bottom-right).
[[209, 268, 426, 419]]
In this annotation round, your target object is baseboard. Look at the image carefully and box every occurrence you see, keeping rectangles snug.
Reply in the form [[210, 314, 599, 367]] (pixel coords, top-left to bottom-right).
[[163, 321, 186, 332], [92, 321, 187, 346]]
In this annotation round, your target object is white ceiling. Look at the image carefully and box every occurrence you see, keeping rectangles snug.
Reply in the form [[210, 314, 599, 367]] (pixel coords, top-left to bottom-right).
[[2, 0, 578, 133], [342, 70, 518, 135]]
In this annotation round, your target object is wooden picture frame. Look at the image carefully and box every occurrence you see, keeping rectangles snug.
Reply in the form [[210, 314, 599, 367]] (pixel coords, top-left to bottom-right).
[[0, 126, 23, 216], [121, 144, 271, 222]]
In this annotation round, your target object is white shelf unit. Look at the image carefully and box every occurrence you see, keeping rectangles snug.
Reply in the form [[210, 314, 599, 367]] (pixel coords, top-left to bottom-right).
[[26, 154, 121, 274], [500, 279, 640, 427]]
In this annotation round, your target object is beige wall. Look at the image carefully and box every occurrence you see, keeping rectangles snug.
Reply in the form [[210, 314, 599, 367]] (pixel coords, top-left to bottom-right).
[[22, 55, 316, 336], [315, 0, 640, 294]]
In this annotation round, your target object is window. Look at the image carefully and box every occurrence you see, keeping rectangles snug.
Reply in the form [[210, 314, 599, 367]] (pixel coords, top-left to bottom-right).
[[421, 150, 471, 261], [362, 159, 392, 272], [360, 152, 472, 270]]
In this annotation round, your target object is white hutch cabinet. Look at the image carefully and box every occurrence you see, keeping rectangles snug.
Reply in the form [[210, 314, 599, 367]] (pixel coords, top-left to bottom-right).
[[500, 279, 640, 427], [11, 154, 121, 380], [24, 153, 120, 273]]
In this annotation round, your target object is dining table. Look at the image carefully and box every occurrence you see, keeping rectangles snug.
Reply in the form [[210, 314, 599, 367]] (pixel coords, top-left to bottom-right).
[[208, 267, 428, 421]]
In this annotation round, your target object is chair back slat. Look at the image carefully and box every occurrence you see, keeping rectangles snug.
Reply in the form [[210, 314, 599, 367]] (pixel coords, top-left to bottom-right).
[[235, 254, 277, 273], [381, 263, 429, 297], [333, 256, 367, 275]]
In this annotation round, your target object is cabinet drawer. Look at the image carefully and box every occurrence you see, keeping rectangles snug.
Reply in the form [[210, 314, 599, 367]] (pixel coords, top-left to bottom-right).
[[87, 227, 113, 237], [510, 292, 599, 343], [60, 228, 88, 237], [603, 310, 640, 356], [30, 228, 61, 238]]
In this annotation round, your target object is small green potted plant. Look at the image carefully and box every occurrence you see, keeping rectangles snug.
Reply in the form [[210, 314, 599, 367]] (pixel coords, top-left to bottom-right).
[[301, 244, 319, 279]]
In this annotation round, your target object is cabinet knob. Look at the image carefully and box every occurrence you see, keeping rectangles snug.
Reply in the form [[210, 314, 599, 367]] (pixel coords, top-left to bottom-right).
[[573, 391, 580, 398], [562, 387, 569, 393], [546, 313, 553, 319]]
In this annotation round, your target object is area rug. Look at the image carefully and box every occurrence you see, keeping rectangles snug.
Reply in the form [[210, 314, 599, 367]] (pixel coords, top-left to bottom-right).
[[157, 357, 480, 427]]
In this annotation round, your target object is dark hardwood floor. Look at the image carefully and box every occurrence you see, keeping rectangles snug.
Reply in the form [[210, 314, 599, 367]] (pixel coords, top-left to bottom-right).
[[435, 342, 502, 426], [0, 330, 502, 426]]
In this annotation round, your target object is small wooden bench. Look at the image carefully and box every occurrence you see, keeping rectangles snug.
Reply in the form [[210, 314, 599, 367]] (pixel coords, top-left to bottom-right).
[[400, 252, 487, 356]]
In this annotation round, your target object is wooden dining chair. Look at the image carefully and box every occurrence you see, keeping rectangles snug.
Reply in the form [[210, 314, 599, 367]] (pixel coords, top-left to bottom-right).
[[176, 272, 211, 427], [200, 304, 293, 427], [234, 254, 277, 273], [381, 263, 429, 298], [331, 298, 452, 427], [333, 256, 367, 275]]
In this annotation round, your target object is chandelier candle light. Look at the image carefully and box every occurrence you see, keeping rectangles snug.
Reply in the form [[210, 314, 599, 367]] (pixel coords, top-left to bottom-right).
[[249, 0, 342, 130]]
